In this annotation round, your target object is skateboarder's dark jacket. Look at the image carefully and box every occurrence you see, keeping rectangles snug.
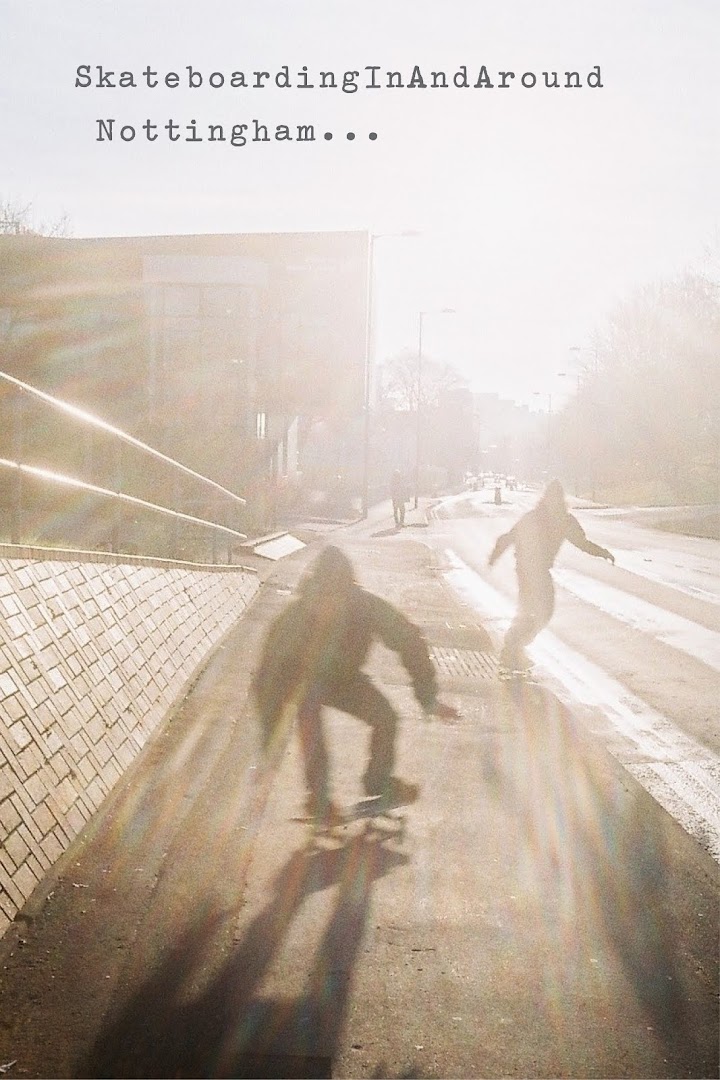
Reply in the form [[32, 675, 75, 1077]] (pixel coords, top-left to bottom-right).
[[252, 583, 439, 740]]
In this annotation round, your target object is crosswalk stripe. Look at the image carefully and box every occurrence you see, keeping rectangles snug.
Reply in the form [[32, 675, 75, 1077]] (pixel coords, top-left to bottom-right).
[[553, 567, 720, 672], [611, 548, 720, 605]]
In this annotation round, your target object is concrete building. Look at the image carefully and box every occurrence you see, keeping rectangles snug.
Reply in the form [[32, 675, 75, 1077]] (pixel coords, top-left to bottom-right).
[[0, 230, 369, 538]]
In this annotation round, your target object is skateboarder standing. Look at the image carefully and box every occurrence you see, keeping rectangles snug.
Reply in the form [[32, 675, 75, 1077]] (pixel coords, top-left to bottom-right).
[[252, 545, 457, 821], [488, 479, 614, 671]]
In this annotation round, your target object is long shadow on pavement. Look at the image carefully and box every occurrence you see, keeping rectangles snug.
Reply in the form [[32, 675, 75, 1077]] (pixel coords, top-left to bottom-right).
[[81, 821, 411, 1078], [485, 680, 715, 1074]]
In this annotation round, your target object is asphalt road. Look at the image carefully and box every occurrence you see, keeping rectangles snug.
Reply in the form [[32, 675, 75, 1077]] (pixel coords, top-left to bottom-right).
[[0, 504, 717, 1078]]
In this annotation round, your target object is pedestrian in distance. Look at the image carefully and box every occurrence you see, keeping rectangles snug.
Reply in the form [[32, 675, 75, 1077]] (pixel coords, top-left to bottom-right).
[[390, 468, 408, 528], [488, 478, 615, 672], [251, 545, 458, 823]]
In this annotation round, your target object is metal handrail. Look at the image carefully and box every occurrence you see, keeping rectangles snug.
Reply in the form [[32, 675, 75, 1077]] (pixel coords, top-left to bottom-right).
[[0, 368, 255, 554], [0, 369, 246, 507], [0, 458, 248, 542]]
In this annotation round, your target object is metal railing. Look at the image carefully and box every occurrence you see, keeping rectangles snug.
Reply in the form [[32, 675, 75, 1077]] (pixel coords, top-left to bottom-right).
[[0, 370, 253, 564]]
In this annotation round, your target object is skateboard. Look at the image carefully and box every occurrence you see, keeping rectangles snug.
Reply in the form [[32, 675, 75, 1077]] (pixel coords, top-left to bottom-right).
[[291, 784, 418, 833], [290, 810, 406, 845], [290, 809, 349, 831]]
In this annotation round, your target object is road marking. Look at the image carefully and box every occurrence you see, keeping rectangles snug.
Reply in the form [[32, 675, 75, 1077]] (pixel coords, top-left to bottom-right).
[[552, 567, 720, 673], [612, 549, 720, 605], [443, 549, 720, 862]]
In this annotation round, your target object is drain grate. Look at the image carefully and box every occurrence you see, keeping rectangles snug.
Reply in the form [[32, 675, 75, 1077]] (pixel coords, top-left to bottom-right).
[[430, 646, 499, 680]]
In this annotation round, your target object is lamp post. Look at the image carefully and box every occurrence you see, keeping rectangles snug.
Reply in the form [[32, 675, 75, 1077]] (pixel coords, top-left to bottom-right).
[[361, 229, 420, 517], [413, 306, 456, 509], [532, 390, 553, 476], [561, 345, 583, 393]]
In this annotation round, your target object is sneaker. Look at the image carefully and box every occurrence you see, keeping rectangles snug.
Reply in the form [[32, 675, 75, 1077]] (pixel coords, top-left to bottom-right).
[[303, 795, 345, 825], [499, 646, 532, 672]]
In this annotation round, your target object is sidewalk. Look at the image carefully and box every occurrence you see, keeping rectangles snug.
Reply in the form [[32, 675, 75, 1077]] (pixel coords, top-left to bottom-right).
[[0, 508, 717, 1078]]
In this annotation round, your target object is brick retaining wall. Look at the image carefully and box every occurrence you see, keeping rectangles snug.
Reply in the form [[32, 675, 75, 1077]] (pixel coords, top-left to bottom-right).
[[0, 547, 261, 937]]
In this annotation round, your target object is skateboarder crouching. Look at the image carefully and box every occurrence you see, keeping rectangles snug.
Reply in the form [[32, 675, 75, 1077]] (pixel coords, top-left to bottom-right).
[[488, 479, 614, 672], [251, 545, 458, 822]]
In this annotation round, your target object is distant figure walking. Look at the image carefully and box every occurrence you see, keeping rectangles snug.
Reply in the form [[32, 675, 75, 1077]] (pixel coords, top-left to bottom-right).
[[488, 479, 614, 670], [390, 468, 408, 527], [252, 545, 457, 821]]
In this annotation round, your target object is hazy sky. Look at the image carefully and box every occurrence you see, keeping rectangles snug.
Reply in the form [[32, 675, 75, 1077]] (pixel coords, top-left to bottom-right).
[[2, 0, 719, 406]]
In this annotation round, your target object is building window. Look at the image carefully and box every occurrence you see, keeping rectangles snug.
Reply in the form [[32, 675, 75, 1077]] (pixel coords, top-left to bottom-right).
[[256, 411, 267, 439]]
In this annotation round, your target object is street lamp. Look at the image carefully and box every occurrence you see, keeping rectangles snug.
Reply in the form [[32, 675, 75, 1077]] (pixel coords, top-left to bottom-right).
[[414, 306, 456, 509], [561, 345, 584, 392], [361, 229, 420, 517], [532, 390, 553, 476]]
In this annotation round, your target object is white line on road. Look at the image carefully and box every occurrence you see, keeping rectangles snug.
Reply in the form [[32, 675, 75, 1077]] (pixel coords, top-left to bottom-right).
[[612, 549, 720, 605], [552, 567, 720, 673], [443, 549, 720, 862]]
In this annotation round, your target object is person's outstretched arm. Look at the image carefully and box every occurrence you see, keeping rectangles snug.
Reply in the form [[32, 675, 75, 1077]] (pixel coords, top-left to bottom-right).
[[372, 594, 459, 719], [565, 514, 615, 563], [488, 527, 515, 566]]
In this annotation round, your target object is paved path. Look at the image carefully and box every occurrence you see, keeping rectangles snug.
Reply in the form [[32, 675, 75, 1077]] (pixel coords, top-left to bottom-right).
[[0, 504, 717, 1078]]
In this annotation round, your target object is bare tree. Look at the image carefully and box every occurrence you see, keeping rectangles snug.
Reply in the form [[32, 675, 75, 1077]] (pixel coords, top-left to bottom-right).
[[378, 348, 467, 412], [0, 197, 70, 237], [0, 198, 71, 383], [554, 271, 720, 503]]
